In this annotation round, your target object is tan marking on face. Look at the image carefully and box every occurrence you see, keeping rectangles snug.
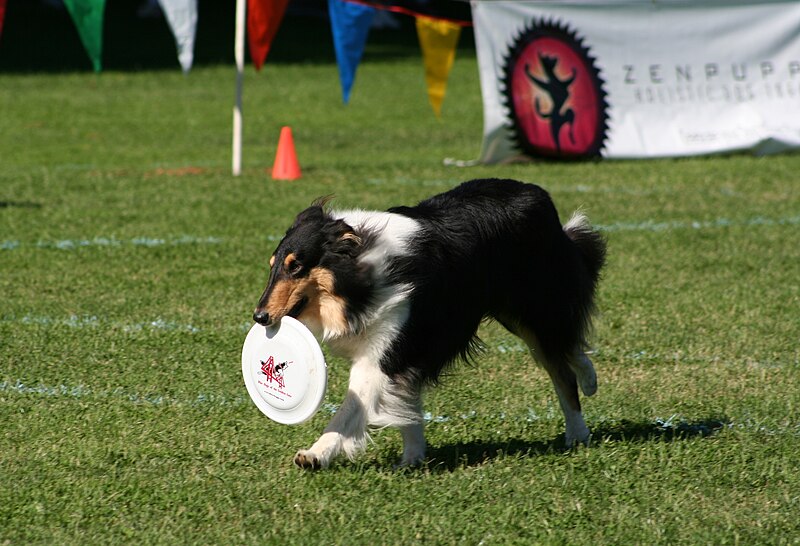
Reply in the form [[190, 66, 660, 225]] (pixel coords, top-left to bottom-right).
[[262, 266, 349, 338], [283, 253, 297, 270], [264, 277, 311, 320], [269, 255, 275, 268]]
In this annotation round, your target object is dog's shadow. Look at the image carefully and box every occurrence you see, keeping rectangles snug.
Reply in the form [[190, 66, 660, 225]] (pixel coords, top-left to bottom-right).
[[423, 417, 728, 472]]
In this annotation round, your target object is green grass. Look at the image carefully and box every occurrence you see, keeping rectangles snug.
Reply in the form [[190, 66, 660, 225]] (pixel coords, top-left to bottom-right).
[[2, 30, 800, 544]]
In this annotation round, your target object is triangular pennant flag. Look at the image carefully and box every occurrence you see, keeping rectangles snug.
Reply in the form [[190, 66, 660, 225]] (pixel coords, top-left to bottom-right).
[[247, 0, 289, 71], [0, 0, 7, 38], [416, 16, 461, 117], [328, 0, 375, 104], [157, 0, 198, 73], [63, 0, 107, 72]]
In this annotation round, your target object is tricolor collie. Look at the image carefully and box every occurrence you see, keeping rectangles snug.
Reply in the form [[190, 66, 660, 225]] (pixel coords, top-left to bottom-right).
[[253, 178, 606, 469]]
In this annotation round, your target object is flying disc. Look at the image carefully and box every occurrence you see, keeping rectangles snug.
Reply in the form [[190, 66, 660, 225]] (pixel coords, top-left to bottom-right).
[[241, 317, 327, 425]]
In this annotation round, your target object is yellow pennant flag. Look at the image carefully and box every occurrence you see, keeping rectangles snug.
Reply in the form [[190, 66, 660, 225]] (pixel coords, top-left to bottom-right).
[[416, 16, 461, 117]]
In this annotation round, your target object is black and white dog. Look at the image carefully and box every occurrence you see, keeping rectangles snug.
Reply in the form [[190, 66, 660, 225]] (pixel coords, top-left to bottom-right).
[[253, 178, 606, 469]]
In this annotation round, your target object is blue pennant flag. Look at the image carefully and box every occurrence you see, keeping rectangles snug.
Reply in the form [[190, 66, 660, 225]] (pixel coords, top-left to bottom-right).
[[328, 0, 375, 104]]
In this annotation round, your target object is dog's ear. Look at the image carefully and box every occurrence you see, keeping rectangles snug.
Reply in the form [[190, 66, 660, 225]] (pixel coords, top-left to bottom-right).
[[326, 219, 362, 256], [311, 195, 334, 209], [291, 196, 335, 228], [291, 204, 326, 228]]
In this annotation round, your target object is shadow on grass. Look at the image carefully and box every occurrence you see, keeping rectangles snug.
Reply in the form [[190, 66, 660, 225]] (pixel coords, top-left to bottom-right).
[[424, 417, 729, 472], [0, 201, 43, 209]]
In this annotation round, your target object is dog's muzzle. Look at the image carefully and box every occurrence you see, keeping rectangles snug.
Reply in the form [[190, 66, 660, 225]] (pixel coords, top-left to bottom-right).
[[252, 297, 307, 327]]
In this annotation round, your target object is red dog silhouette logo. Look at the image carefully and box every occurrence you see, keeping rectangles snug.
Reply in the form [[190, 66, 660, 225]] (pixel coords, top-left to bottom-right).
[[502, 19, 609, 159], [260, 355, 290, 389]]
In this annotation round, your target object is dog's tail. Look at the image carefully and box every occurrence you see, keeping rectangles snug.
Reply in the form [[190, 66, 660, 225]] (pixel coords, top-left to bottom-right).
[[563, 211, 606, 288]]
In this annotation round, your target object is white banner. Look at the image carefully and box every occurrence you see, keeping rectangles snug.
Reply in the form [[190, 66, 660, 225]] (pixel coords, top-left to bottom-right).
[[472, 0, 800, 161]]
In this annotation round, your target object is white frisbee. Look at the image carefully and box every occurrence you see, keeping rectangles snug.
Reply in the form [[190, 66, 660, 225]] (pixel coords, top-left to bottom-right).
[[241, 317, 327, 425]]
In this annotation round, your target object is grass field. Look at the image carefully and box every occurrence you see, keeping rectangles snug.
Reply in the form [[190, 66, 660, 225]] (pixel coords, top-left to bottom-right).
[[2, 17, 800, 545]]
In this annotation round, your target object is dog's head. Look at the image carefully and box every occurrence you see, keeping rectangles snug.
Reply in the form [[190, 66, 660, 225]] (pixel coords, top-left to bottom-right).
[[252, 201, 363, 339]]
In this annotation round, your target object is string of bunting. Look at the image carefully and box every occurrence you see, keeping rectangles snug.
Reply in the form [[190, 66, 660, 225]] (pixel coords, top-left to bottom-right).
[[24, 0, 196, 73], [341, 0, 472, 27], [331, 0, 472, 115], [0, 0, 468, 115]]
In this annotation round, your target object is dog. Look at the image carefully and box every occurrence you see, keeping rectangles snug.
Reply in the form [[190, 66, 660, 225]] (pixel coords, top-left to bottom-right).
[[252, 178, 606, 469]]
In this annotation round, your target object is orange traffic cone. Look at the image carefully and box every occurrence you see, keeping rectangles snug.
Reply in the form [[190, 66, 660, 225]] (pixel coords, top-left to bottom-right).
[[271, 126, 302, 180]]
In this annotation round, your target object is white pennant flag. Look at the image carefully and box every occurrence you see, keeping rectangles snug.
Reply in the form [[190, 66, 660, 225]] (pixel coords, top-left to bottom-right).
[[157, 0, 198, 73]]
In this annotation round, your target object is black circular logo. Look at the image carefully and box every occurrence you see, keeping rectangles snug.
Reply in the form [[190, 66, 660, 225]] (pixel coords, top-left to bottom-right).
[[501, 19, 609, 160]]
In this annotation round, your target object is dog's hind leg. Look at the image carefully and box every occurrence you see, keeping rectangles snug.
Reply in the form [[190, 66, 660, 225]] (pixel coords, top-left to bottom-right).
[[517, 330, 590, 447], [545, 362, 590, 447], [398, 422, 426, 467], [568, 350, 597, 397]]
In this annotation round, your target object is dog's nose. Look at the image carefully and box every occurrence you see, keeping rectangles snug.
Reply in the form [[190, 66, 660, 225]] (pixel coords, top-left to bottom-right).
[[253, 310, 271, 325]]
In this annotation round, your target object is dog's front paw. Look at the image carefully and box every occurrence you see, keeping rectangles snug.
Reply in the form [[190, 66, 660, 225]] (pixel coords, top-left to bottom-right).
[[294, 450, 322, 470]]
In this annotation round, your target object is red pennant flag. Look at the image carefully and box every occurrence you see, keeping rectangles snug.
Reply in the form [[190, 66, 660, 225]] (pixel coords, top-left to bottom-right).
[[247, 0, 289, 71], [0, 0, 7, 38]]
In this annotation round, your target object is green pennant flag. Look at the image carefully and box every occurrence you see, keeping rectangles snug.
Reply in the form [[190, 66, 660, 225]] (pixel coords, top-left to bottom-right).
[[63, 0, 107, 72]]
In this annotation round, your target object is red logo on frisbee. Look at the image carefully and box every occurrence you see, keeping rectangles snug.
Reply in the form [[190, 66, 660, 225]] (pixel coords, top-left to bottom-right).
[[502, 20, 609, 159], [260, 355, 291, 389]]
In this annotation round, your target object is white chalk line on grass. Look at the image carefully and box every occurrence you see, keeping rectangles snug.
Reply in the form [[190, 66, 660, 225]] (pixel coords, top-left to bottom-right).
[[2, 213, 798, 252], [596, 214, 800, 233], [2, 313, 207, 334], [494, 342, 795, 369], [0, 379, 247, 409], [4, 313, 796, 434], [0, 378, 548, 426], [5, 313, 796, 372], [0, 235, 225, 251], [0, 378, 480, 421], [2, 378, 796, 437], [367, 179, 689, 197], [0, 234, 284, 251]]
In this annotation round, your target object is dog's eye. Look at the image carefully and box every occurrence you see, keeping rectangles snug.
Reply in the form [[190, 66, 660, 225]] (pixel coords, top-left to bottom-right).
[[287, 260, 303, 275]]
